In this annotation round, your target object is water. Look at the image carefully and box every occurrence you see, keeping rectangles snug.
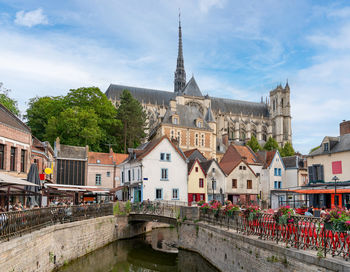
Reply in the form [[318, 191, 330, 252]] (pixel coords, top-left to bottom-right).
[[58, 228, 219, 272]]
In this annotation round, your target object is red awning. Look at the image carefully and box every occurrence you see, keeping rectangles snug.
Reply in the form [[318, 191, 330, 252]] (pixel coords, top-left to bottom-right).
[[292, 189, 350, 194]]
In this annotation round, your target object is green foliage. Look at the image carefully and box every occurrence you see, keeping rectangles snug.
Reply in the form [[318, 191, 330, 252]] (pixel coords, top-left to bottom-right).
[[309, 145, 320, 154], [280, 142, 295, 157], [26, 87, 124, 152], [45, 107, 102, 150], [116, 90, 147, 153], [246, 135, 262, 152], [125, 200, 131, 214], [263, 137, 280, 151], [0, 83, 20, 116], [113, 202, 120, 216]]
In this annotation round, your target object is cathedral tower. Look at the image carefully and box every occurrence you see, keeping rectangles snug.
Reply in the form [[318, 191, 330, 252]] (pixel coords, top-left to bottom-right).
[[174, 12, 186, 94], [269, 82, 292, 146]]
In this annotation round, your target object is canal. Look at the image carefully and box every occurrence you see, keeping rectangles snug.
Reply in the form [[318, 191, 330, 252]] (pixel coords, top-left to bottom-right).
[[57, 227, 219, 272]]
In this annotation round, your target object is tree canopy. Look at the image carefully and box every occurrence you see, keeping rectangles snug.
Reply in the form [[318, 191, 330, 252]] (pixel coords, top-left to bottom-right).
[[280, 142, 295, 157], [0, 83, 20, 116], [116, 90, 147, 153], [246, 135, 262, 152], [263, 137, 280, 151]]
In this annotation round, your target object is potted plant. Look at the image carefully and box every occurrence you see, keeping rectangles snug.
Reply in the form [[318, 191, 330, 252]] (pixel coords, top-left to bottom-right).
[[209, 200, 222, 217], [200, 203, 210, 214], [323, 208, 350, 232], [241, 206, 260, 221], [274, 206, 294, 225], [224, 203, 240, 217]]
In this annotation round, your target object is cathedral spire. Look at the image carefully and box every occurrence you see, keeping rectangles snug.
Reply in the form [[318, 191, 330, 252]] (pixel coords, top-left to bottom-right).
[[174, 10, 186, 94]]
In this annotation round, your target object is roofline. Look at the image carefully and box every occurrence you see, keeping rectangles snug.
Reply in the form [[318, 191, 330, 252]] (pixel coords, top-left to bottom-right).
[[226, 159, 257, 177], [188, 158, 207, 177], [0, 103, 31, 133]]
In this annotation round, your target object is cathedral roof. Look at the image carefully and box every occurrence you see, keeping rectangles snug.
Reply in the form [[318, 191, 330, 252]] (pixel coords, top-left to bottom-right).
[[106, 84, 175, 106], [210, 97, 269, 117], [106, 84, 269, 118], [162, 104, 211, 130], [182, 76, 203, 97], [205, 104, 215, 122]]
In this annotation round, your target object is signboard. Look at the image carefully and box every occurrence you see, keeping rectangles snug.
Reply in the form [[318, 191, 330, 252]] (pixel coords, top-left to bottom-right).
[[143, 178, 148, 181], [332, 161, 342, 174]]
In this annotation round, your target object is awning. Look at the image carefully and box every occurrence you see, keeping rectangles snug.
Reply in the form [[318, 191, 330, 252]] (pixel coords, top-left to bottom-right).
[[0, 172, 39, 187], [292, 189, 350, 194]]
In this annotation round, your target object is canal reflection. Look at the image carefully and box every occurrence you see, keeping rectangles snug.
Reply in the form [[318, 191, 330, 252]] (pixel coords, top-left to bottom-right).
[[58, 228, 219, 272]]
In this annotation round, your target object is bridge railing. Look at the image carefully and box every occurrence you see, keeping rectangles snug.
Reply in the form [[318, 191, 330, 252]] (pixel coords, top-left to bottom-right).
[[130, 201, 186, 219], [0, 203, 113, 242], [200, 209, 350, 260]]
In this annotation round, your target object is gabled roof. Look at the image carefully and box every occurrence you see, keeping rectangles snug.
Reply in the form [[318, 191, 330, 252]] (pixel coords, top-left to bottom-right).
[[184, 148, 207, 162], [200, 159, 226, 176], [126, 136, 186, 163], [0, 103, 31, 133], [113, 153, 129, 165], [57, 144, 87, 160], [256, 150, 282, 169], [188, 159, 206, 176], [219, 144, 261, 175], [182, 76, 203, 97], [88, 152, 128, 165], [309, 134, 350, 156]]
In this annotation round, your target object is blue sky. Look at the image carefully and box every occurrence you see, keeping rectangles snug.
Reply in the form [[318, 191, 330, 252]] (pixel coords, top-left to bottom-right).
[[0, 0, 350, 154]]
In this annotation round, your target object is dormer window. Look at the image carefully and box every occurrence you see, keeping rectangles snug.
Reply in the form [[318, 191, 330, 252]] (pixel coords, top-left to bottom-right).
[[324, 143, 329, 152], [172, 115, 179, 125], [198, 121, 202, 128]]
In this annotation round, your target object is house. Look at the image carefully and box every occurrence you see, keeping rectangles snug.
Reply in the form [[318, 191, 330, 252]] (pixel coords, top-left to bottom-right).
[[304, 121, 350, 208], [187, 159, 207, 205], [87, 149, 128, 189], [200, 159, 226, 202], [0, 103, 31, 176], [118, 136, 187, 203], [282, 155, 308, 188], [219, 145, 261, 205], [31, 137, 55, 182], [54, 138, 88, 186], [184, 148, 207, 162], [256, 150, 286, 209]]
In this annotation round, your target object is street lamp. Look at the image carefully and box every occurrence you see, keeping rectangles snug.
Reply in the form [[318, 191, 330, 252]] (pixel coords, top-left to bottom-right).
[[211, 177, 216, 200], [332, 176, 339, 207]]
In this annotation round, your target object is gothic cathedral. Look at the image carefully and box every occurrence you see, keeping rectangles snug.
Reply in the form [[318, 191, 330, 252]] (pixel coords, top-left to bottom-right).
[[106, 17, 292, 160]]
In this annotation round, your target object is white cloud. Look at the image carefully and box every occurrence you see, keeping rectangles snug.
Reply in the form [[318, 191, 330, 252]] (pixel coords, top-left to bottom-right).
[[15, 8, 48, 27], [199, 0, 226, 13]]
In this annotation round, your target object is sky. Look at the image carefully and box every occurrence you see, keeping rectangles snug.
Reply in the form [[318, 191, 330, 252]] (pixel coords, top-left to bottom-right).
[[0, 0, 349, 154]]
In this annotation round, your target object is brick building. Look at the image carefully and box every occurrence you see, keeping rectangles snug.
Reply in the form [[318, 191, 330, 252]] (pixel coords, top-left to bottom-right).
[[0, 103, 31, 176]]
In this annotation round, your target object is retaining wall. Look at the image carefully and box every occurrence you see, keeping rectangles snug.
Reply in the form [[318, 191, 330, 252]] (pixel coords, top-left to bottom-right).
[[178, 221, 350, 272]]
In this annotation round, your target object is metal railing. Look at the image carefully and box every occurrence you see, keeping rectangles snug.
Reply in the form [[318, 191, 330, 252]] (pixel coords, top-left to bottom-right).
[[130, 201, 184, 218], [200, 209, 350, 260], [0, 203, 113, 242]]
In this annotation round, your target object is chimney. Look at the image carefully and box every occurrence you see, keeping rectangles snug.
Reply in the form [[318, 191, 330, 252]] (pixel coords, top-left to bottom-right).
[[340, 120, 350, 136]]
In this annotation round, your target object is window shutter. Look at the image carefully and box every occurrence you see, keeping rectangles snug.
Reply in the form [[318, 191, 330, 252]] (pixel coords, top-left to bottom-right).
[[308, 166, 314, 182], [320, 165, 324, 181]]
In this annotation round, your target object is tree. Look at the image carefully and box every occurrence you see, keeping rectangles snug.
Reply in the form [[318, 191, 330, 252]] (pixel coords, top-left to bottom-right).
[[116, 90, 147, 153], [246, 135, 262, 152], [280, 142, 295, 157], [263, 137, 280, 151], [45, 107, 102, 149], [25, 96, 66, 141], [309, 145, 320, 154], [0, 83, 20, 116]]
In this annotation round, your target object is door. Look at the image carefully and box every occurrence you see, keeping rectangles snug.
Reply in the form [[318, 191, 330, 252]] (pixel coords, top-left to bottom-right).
[[188, 194, 193, 206]]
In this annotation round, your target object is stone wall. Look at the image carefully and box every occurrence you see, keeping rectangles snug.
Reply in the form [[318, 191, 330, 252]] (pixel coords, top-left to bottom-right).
[[178, 222, 350, 272], [0, 216, 118, 272]]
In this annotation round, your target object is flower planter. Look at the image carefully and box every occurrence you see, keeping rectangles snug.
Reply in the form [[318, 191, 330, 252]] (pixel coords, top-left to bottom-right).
[[324, 222, 348, 232]]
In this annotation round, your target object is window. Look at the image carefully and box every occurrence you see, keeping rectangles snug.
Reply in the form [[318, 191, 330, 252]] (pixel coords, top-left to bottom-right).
[[172, 189, 179, 199], [195, 167, 198, 172], [128, 170, 131, 182], [195, 134, 199, 146], [274, 168, 278, 176], [247, 180, 252, 189], [171, 130, 174, 139], [274, 181, 278, 189], [132, 169, 135, 180], [212, 180, 216, 190], [95, 174, 101, 185], [161, 168, 168, 180], [173, 117, 178, 125], [177, 131, 181, 143], [137, 168, 140, 180], [243, 166, 246, 170], [212, 168, 215, 173], [308, 164, 324, 183], [160, 153, 171, 161], [193, 194, 196, 202], [156, 189, 162, 200], [121, 171, 124, 183], [201, 134, 204, 147], [198, 121, 202, 128], [278, 168, 281, 176], [20, 149, 26, 172], [199, 178, 204, 188], [166, 153, 171, 161], [200, 194, 204, 201], [0, 144, 4, 170], [278, 181, 282, 189], [324, 143, 329, 152], [10, 147, 16, 171], [239, 166, 242, 170], [160, 153, 165, 161], [232, 179, 237, 188]]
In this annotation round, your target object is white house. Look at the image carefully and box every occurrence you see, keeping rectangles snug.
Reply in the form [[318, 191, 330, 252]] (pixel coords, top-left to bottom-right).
[[256, 150, 286, 209], [118, 136, 188, 203], [200, 159, 226, 202]]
